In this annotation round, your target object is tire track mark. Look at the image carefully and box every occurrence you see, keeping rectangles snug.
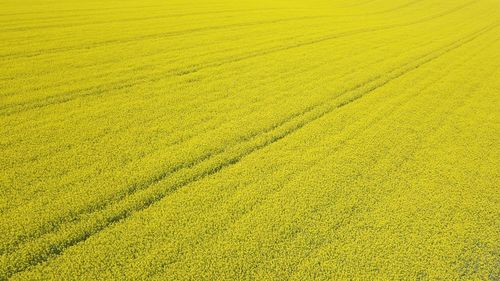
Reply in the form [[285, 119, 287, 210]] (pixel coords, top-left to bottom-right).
[[1, 31, 408, 178], [286, 36, 500, 278], [0, 34, 430, 229], [1, 22, 330, 98], [0, 36, 409, 223], [0, 4, 163, 17], [182, 25, 500, 269], [5, 21, 496, 279], [149, 56, 453, 275], [356, 0, 425, 16], [282, 38, 500, 278], [288, 66, 500, 279], [0, 15, 326, 60], [0, 1, 478, 116], [340, 0, 379, 8], [0, 8, 283, 33], [0, 0, 475, 61]]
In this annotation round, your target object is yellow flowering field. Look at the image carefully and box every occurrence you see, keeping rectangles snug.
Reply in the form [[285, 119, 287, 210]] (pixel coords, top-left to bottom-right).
[[1, 0, 499, 279]]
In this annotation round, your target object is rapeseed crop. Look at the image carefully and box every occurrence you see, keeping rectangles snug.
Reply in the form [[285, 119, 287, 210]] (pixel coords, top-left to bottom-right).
[[1, 0, 499, 279]]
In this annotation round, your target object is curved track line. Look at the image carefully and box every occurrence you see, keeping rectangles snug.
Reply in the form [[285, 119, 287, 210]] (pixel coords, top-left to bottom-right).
[[5, 21, 497, 279], [0, 1, 478, 116]]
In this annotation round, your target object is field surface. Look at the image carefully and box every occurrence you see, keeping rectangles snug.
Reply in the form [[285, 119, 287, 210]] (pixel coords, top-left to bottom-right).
[[1, 0, 500, 279]]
